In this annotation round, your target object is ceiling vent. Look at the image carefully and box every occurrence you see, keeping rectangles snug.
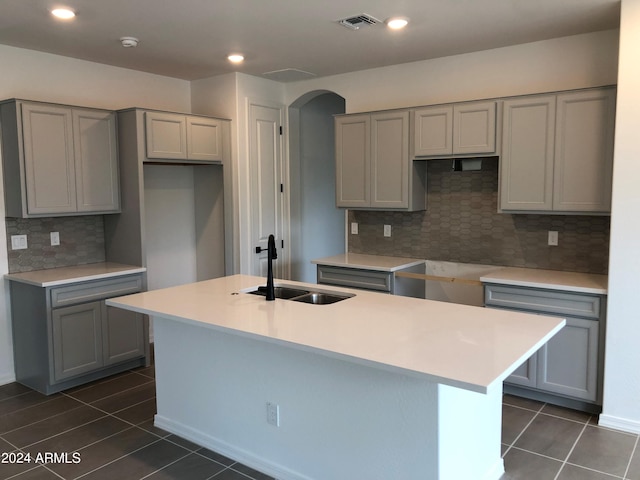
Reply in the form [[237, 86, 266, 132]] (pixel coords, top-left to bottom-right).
[[337, 14, 381, 30]]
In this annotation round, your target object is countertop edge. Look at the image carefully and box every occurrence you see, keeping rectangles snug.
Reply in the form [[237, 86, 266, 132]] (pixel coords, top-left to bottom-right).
[[5, 264, 146, 287], [479, 277, 607, 295], [311, 255, 425, 272]]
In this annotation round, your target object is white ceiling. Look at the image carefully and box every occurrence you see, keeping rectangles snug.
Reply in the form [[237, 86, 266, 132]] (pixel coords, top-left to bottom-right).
[[0, 0, 620, 82]]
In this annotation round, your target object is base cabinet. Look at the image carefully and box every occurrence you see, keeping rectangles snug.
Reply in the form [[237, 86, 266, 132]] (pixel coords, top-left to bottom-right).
[[10, 274, 147, 395], [316, 263, 426, 298], [485, 284, 604, 410]]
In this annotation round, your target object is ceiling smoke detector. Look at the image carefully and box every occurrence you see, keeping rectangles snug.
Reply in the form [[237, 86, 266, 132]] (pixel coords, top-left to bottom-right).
[[120, 37, 139, 48], [337, 14, 381, 30]]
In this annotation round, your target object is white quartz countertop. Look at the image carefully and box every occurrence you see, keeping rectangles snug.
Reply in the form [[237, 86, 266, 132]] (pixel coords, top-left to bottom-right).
[[480, 267, 608, 295], [4, 262, 146, 287], [312, 253, 425, 272], [106, 274, 564, 393]]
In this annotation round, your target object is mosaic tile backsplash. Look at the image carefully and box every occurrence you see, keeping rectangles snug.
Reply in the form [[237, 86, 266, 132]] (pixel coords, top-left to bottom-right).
[[348, 158, 610, 274], [6, 216, 106, 273]]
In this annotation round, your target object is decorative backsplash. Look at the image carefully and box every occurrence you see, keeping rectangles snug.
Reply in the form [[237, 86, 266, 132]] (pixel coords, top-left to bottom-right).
[[348, 158, 610, 274], [6, 216, 106, 273]]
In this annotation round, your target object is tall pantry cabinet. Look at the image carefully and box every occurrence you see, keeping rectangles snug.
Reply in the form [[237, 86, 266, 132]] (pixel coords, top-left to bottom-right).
[[104, 108, 230, 288]]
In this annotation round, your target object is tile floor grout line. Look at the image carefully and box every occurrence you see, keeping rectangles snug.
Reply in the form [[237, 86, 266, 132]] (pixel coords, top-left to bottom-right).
[[623, 434, 640, 479], [562, 460, 626, 479], [553, 414, 591, 480], [58, 371, 145, 397], [0, 403, 92, 437], [72, 436, 165, 480], [63, 378, 155, 406], [501, 403, 544, 458], [136, 450, 195, 480]]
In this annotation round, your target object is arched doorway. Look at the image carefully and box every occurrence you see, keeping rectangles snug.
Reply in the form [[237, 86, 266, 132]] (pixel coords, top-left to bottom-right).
[[289, 91, 346, 282]]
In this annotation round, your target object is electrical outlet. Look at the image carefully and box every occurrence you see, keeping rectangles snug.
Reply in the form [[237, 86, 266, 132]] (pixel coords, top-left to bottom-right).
[[266, 402, 280, 427], [50, 231, 60, 246], [548, 231, 558, 246], [11, 235, 28, 250], [383, 225, 391, 237], [351, 222, 358, 235]]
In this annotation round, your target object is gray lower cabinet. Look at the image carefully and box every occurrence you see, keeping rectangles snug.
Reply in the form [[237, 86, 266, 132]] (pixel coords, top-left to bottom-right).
[[10, 274, 147, 395], [484, 283, 604, 411], [317, 263, 426, 298]]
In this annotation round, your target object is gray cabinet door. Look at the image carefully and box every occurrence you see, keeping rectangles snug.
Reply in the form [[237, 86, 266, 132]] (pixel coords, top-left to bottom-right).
[[507, 355, 538, 388], [412, 106, 453, 157], [145, 111, 188, 159], [102, 303, 145, 366], [335, 114, 370, 207], [553, 88, 616, 213], [371, 111, 409, 208], [537, 316, 599, 401], [73, 109, 120, 212], [500, 95, 556, 211], [21, 102, 77, 215], [453, 101, 496, 155], [52, 301, 103, 381], [187, 116, 223, 162]]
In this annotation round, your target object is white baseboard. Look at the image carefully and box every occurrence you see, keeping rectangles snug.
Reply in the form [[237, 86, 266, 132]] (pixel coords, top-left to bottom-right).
[[598, 413, 640, 435], [154, 415, 313, 480], [0, 372, 16, 386], [483, 458, 505, 480]]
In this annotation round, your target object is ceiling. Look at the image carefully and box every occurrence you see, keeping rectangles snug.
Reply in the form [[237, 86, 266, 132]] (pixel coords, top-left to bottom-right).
[[0, 0, 621, 82]]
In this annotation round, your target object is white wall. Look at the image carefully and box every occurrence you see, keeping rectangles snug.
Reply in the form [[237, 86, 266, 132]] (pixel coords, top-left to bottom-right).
[[600, 0, 640, 434], [192, 73, 286, 276], [0, 45, 192, 384], [285, 30, 619, 113]]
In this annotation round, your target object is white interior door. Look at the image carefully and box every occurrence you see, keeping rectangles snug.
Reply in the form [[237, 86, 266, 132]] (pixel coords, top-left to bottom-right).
[[249, 102, 285, 279]]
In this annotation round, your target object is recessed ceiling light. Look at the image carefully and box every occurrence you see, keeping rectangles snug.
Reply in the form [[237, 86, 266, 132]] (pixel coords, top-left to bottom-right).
[[51, 8, 76, 19], [227, 54, 245, 64], [386, 17, 408, 30]]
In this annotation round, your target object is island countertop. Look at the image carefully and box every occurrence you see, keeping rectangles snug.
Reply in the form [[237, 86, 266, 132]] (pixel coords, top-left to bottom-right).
[[106, 274, 564, 393]]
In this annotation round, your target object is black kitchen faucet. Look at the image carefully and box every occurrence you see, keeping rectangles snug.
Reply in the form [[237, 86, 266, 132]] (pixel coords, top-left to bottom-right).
[[265, 234, 277, 301]]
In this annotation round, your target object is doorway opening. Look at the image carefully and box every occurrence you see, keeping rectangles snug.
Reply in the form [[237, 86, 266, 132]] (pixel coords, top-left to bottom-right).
[[289, 91, 346, 283]]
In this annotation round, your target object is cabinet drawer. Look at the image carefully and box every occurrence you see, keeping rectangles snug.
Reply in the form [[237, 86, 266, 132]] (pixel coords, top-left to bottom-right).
[[317, 265, 391, 292], [51, 275, 142, 308], [484, 284, 600, 319]]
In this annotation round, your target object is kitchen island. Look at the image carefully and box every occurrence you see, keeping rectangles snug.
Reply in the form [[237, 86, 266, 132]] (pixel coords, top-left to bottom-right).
[[107, 274, 565, 480]]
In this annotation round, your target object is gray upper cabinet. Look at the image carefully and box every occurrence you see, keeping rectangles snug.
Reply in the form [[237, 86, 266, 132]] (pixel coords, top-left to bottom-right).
[[145, 111, 224, 163], [412, 101, 497, 158], [553, 89, 616, 212], [0, 100, 120, 218], [500, 87, 615, 214], [336, 111, 426, 211]]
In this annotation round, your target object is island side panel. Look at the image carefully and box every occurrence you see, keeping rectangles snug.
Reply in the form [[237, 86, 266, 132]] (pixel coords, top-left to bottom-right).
[[152, 316, 503, 480]]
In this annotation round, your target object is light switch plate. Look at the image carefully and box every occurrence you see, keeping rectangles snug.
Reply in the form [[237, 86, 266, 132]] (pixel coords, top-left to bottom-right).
[[11, 234, 28, 250], [351, 222, 358, 235], [548, 231, 558, 246], [383, 225, 391, 237]]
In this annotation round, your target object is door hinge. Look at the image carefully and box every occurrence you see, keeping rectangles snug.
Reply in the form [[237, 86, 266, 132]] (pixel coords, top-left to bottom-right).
[[281, 240, 284, 248], [279, 126, 283, 135], [280, 183, 284, 193]]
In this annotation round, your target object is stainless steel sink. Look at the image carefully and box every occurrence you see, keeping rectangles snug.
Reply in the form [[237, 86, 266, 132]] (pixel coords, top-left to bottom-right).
[[246, 285, 353, 304], [290, 292, 351, 305], [248, 286, 310, 299]]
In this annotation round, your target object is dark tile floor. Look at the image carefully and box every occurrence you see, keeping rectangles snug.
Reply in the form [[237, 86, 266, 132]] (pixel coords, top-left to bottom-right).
[[502, 395, 640, 480], [0, 362, 274, 480], [2, 360, 640, 480]]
